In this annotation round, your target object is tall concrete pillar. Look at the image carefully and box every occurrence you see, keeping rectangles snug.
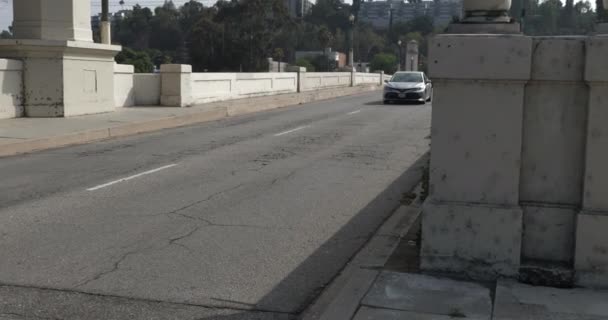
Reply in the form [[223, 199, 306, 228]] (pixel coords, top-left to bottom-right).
[[405, 40, 418, 71], [575, 34, 608, 288], [13, 0, 93, 42], [0, 0, 120, 117], [420, 0, 530, 280]]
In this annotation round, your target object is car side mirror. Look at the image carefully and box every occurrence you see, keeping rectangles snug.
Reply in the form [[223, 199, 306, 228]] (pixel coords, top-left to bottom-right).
[[384, 79, 389, 83]]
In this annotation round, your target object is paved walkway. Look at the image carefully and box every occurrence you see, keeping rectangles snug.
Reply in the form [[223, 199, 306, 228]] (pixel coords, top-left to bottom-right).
[[0, 85, 380, 157], [303, 191, 608, 320]]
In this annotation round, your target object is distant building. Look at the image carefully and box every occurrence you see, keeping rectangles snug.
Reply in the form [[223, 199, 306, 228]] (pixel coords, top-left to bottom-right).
[[359, 0, 463, 29], [284, 0, 313, 18]]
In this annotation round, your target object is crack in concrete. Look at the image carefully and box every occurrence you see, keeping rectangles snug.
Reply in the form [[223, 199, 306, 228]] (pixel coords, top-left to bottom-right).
[[74, 246, 149, 288], [163, 184, 244, 217]]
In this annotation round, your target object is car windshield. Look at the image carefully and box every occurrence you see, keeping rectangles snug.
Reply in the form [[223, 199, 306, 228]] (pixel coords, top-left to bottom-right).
[[391, 73, 423, 83]]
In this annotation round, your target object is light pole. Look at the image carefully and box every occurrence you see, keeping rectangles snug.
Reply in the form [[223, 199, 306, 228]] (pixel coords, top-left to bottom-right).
[[349, 14, 355, 68], [101, 0, 111, 44], [388, 3, 395, 41], [397, 40, 402, 71]]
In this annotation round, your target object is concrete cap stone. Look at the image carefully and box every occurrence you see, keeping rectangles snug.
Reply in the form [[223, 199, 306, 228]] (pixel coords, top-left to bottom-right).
[[428, 34, 532, 81], [160, 64, 192, 73], [585, 35, 608, 83]]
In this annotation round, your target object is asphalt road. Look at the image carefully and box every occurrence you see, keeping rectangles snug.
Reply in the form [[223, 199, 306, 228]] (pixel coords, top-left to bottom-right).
[[0, 92, 431, 320]]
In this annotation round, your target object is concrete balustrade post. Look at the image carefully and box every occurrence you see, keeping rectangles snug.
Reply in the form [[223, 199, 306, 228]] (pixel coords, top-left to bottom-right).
[[351, 69, 356, 87], [421, 34, 532, 279], [378, 71, 384, 85], [160, 64, 192, 107], [575, 34, 608, 288]]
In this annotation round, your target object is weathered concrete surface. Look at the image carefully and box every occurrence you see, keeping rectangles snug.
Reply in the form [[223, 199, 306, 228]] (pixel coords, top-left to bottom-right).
[[421, 202, 522, 278], [0, 59, 23, 119], [575, 213, 608, 288], [494, 280, 608, 320], [520, 37, 587, 205], [360, 272, 492, 319], [114, 64, 135, 108], [522, 206, 576, 263], [0, 92, 431, 318], [353, 307, 472, 320]]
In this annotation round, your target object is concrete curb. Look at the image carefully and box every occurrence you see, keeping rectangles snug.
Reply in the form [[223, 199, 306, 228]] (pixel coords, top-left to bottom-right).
[[301, 154, 428, 320], [0, 85, 381, 157]]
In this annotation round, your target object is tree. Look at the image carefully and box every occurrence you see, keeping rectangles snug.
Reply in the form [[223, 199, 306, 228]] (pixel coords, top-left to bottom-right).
[[295, 58, 315, 71], [370, 53, 397, 74], [318, 26, 333, 50], [0, 30, 12, 39], [115, 48, 154, 73], [598, 0, 606, 21]]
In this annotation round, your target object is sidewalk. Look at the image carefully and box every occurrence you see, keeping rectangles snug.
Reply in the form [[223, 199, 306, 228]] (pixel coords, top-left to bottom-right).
[[304, 188, 608, 320], [0, 85, 380, 157]]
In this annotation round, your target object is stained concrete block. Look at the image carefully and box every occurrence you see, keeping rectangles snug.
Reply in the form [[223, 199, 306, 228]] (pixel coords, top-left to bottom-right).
[[429, 81, 523, 204], [160, 64, 192, 107], [575, 213, 608, 288], [520, 83, 588, 205], [583, 84, 608, 211], [428, 34, 532, 80], [494, 279, 608, 320], [530, 37, 586, 82], [421, 202, 522, 278], [522, 206, 576, 263], [361, 272, 491, 320], [585, 36, 608, 83]]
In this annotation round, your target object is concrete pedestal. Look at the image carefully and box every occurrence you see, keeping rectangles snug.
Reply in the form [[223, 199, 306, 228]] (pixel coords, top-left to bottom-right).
[[421, 34, 532, 278], [160, 64, 192, 107], [0, 40, 120, 117], [0, 0, 121, 117]]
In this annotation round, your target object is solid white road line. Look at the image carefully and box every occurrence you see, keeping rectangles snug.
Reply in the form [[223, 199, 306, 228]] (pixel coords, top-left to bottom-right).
[[87, 164, 178, 191], [274, 126, 309, 137], [347, 110, 362, 115]]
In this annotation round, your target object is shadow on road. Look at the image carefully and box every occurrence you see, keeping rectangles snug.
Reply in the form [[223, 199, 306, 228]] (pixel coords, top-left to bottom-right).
[[204, 152, 430, 319]]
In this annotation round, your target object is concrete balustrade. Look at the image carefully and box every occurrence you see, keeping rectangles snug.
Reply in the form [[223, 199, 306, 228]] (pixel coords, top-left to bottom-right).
[[423, 30, 608, 288], [0, 59, 23, 119], [133, 74, 161, 106]]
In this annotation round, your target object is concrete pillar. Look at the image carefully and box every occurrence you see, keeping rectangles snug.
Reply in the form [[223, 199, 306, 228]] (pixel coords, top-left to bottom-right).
[[297, 69, 306, 92], [0, 0, 120, 117], [575, 34, 608, 288], [160, 64, 192, 107], [405, 40, 419, 72], [13, 0, 93, 42], [378, 71, 384, 85], [421, 34, 532, 279], [100, 22, 111, 45], [351, 69, 356, 87]]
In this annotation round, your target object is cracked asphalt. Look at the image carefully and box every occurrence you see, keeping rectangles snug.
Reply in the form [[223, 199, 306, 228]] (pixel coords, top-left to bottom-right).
[[0, 92, 431, 319]]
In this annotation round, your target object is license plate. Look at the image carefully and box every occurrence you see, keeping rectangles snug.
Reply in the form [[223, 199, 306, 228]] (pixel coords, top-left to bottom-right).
[[398, 93, 406, 98]]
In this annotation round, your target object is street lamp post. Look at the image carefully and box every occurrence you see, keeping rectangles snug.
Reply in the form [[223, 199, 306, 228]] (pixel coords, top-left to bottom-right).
[[349, 14, 355, 68], [397, 40, 402, 71], [101, 0, 111, 44]]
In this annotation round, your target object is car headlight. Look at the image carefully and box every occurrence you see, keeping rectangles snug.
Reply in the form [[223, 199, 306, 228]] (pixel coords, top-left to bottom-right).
[[414, 86, 425, 92]]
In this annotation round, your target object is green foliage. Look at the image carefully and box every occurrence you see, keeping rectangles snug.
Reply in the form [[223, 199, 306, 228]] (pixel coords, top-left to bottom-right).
[[0, 30, 12, 39], [115, 48, 155, 73], [524, 0, 596, 35], [295, 58, 315, 71], [370, 53, 397, 74]]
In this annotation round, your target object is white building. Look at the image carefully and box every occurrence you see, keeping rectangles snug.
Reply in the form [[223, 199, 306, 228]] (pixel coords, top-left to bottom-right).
[[359, 0, 463, 29]]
